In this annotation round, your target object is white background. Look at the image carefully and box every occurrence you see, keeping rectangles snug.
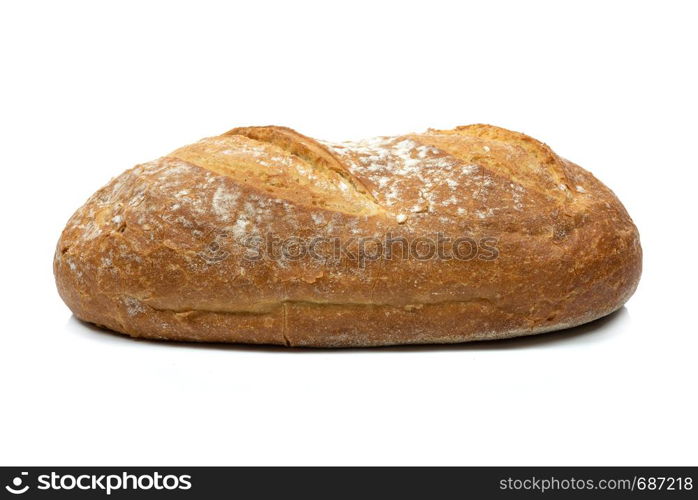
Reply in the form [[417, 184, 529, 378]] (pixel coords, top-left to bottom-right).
[[1, 1, 696, 466]]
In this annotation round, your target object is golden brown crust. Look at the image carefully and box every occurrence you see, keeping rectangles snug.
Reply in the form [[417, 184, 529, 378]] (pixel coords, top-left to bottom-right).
[[54, 124, 642, 347]]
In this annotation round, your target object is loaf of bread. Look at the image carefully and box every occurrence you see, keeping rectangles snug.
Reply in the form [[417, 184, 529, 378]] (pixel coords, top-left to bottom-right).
[[54, 124, 641, 347]]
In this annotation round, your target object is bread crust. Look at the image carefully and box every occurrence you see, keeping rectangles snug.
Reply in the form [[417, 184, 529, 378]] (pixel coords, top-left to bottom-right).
[[54, 124, 641, 347]]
